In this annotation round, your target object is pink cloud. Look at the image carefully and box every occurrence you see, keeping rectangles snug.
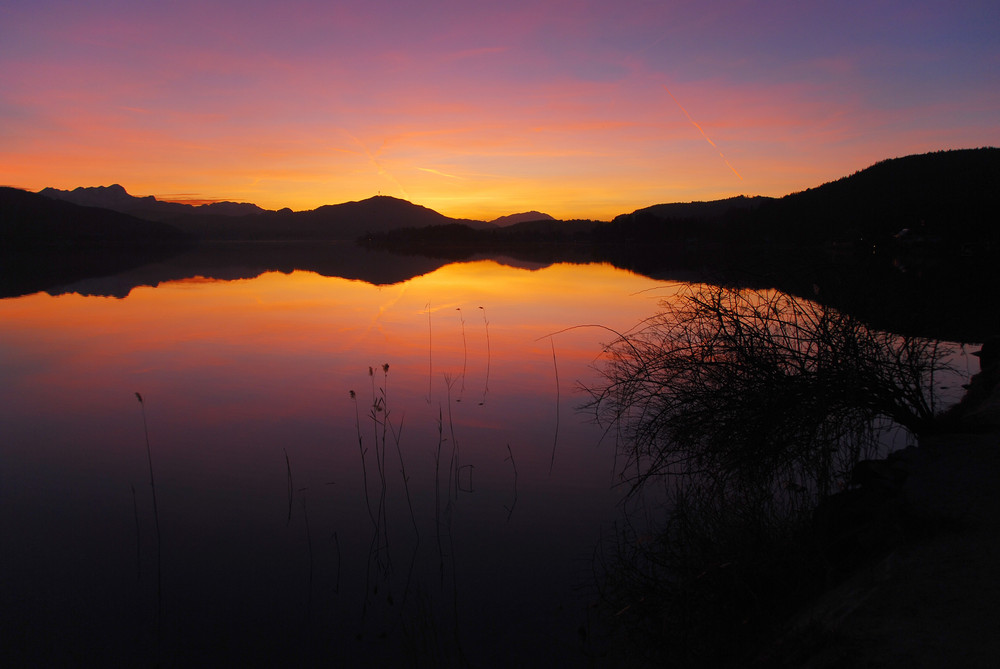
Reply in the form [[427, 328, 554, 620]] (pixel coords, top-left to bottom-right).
[[2, 1, 997, 218]]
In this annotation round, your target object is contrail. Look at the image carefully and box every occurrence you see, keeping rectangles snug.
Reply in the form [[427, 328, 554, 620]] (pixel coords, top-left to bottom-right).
[[662, 84, 743, 181], [339, 129, 410, 197], [417, 167, 464, 180]]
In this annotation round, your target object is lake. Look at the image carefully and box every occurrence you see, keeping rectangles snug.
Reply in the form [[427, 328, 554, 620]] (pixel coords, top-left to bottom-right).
[[1, 256, 697, 667]]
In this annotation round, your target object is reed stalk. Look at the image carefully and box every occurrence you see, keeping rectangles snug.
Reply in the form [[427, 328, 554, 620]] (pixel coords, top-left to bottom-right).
[[332, 531, 341, 595], [389, 409, 419, 539], [350, 390, 376, 528], [548, 337, 561, 475], [134, 392, 162, 653], [478, 306, 490, 405], [435, 406, 445, 588], [504, 443, 518, 521], [370, 366, 389, 572], [444, 374, 460, 501], [130, 484, 141, 580], [283, 447, 293, 525], [301, 496, 313, 622], [427, 303, 433, 403], [457, 307, 467, 396]]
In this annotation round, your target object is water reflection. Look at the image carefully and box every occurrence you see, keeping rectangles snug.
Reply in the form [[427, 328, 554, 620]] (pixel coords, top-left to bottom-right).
[[0, 260, 680, 667]]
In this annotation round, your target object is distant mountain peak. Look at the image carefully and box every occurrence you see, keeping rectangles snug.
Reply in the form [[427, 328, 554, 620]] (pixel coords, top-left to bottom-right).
[[39, 184, 264, 220], [79, 183, 128, 195], [490, 211, 555, 227], [40, 183, 151, 209]]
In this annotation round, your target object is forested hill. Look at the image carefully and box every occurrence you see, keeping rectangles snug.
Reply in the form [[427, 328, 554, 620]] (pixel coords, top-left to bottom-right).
[[0, 186, 193, 298], [365, 148, 999, 253], [752, 148, 1000, 246], [19, 148, 999, 247], [38, 184, 266, 221], [360, 149, 1000, 341], [30, 189, 492, 241], [602, 148, 1000, 248], [0, 186, 190, 246]]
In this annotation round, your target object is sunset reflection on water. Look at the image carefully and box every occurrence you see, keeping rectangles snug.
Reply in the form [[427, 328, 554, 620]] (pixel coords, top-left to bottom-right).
[[0, 259, 682, 666]]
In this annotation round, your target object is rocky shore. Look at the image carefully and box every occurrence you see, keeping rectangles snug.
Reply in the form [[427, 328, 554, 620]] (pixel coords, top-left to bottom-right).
[[764, 343, 1000, 667]]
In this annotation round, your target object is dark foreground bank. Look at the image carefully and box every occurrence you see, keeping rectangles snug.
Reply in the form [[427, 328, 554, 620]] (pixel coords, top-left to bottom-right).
[[765, 421, 1000, 668]]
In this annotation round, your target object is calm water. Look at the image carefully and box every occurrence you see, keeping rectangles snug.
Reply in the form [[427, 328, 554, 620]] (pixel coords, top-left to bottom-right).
[[0, 259, 688, 667]]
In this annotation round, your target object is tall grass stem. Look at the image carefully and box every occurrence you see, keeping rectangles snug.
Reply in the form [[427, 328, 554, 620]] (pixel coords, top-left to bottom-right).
[[548, 338, 561, 475], [478, 306, 490, 405], [135, 392, 162, 653]]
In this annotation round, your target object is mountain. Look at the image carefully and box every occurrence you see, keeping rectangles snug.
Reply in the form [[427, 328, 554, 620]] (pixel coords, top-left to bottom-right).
[[0, 187, 193, 297], [37, 185, 545, 234], [601, 148, 1000, 248], [357, 149, 1000, 340], [29, 148, 999, 246], [36, 187, 493, 241], [599, 195, 773, 248], [1, 186, 190, 246], [599, 148, 1000, 341], [7, 148, 1000, 338], [39, 184, 267, 221], [614, 195, 772, 224], [752, 148, 1000, 245], [157, 195, 492, 241], [489, 211, 554, 227], [297, 195, 493, 237]]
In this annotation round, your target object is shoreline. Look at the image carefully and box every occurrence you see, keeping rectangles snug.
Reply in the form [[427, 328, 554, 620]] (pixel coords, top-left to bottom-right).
[[762, 378, 1000, 667]]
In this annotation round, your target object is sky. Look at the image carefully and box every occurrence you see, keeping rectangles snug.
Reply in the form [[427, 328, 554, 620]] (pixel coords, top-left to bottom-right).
[[1, 1, 998, 220]]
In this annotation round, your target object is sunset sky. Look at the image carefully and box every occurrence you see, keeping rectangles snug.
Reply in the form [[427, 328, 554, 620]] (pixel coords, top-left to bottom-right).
[[2, 1, 998, 220]]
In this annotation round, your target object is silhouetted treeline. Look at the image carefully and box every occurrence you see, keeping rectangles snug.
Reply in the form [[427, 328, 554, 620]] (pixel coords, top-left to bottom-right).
[[0, 186, 195, 297], [36, 188, 492, 241], [4, 149, 999, 339], [365, 149, 999, 255], [0, 186, 191, 247], [753, 148, 1000, 246], [361, 149, 1000, 340], [39, 184, 267, 222]]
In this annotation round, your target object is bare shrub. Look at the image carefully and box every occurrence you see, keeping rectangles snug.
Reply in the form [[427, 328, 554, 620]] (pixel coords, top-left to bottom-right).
[[588, 284, 946, 502], [585, 284, 949, 666]]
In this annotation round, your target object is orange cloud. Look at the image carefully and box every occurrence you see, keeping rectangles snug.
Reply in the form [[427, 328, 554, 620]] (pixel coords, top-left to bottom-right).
[[3, 1, 997, 219]]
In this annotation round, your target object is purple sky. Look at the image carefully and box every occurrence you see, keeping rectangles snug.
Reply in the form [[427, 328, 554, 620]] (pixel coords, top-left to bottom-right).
[[2, 0, 997, 219]]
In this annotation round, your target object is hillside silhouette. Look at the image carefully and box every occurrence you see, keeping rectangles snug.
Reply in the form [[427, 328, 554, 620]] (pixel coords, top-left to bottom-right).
[[39, 184, 267, 221], [1, 186, 190, 246], [489, 211, 555, 227], [0, 186, 193, 297], [756, 148, 1000, 246], [361, 149, 1000, 340], [365, 149, 999, 253], [4, 148, 999, 339], [37, 187, 492, 240], [20, 149, 998, 250]]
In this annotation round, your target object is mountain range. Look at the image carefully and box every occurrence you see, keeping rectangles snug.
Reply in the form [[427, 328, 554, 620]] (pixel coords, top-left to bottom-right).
[[25, 187, 498, 242], [36, 184, 557, 229], [38, 184, 268, 220], [1, 185, 190, 245], [2, 147, 999, 341], [7, 147, 995, 249], [359, 148, 1000, 258]]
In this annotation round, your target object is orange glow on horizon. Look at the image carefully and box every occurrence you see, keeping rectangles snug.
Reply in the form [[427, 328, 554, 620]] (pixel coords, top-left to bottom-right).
[[2, 2, 996, 221], [0, 262, 682, 438]]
